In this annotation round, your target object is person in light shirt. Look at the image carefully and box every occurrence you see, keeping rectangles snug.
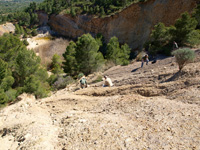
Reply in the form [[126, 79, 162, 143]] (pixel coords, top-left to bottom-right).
[[103, 75, 113, 87]]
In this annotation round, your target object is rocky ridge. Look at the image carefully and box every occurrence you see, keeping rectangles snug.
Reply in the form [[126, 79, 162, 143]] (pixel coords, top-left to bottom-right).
[[48, 0, 197, 49]]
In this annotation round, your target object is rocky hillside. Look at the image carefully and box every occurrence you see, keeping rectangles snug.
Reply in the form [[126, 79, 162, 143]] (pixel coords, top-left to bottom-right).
[[47, 0, 198, 49], [0, 49, 200, 150]]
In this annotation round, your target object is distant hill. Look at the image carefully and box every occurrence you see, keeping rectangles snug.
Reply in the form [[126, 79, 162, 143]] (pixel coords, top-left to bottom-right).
[[0, 0, 43, 14]]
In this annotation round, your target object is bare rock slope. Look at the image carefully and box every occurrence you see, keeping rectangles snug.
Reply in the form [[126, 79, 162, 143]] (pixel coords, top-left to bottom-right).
[[0, 50, 200, 150]]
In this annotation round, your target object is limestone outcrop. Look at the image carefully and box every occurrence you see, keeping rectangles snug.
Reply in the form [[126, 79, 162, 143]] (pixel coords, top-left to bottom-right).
[[0, 23, 15, 36], [48, 0, 197, 49]]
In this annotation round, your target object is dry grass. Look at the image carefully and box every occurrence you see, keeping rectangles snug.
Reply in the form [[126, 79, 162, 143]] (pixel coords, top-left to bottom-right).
[[34, 38, 69, 67]]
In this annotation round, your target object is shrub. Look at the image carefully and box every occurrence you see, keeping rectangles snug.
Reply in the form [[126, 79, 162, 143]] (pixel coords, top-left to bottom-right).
[[172, 48, 195, 71], [5, 89, 17, 103], [70, 7, 76, 17], [23, 39, 29, 46], [52, 76, 74, 90], [23, 75, 50, 99], [31, 29, 38, 36], [77, 73, 84, 79], [47, 74, 58, 86], [0, 76, 14, 91], [0, 89, 8, 106]]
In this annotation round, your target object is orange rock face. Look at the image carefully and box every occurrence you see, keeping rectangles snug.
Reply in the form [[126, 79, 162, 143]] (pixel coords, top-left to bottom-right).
[[48, 0, 197, 49]]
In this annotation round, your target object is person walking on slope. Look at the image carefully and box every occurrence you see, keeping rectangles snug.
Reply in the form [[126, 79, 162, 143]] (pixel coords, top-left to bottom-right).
[[173, 41, 178, 50], [141, 54, 149, 68], [103, 76, 113, 87], [80, 76, 88, 89]]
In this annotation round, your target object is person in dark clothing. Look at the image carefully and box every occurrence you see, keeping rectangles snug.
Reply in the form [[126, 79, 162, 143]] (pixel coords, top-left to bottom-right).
[[141, 54, 149, 68]]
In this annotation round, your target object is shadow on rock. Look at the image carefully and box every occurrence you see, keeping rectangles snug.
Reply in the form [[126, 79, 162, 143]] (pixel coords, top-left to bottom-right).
[[131, 67, 140, 72]]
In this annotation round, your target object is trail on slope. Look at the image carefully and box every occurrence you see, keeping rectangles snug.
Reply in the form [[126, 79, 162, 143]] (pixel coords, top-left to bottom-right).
[[0, 50, 200, 150]]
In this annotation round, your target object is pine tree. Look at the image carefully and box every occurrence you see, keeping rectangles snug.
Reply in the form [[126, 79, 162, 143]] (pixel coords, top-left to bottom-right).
[[75, 34, 105, 75], [51, 54, 63, 75], [106, 36, 122, 65], [120, 43, 131, 65], [171, 12, 198, 45], [15, 24, 21, 35], [62, 41, 77, 76], [14, 48, 40, 86], [70, 7, 76, 17], [0, 59, 8, 83], [100, 7, 105, 17]]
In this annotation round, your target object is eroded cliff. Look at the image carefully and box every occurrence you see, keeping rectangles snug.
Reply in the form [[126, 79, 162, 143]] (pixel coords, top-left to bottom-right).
[[48, 0, 197, 49]]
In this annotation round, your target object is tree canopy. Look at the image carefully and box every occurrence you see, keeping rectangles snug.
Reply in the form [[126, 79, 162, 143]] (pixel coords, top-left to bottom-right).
[[0, 33, 50, 106]]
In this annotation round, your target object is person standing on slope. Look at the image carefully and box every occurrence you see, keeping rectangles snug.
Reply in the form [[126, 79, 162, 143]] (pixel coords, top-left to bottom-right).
[[141, 54, 149, 68], [173, 41, 178, 50]]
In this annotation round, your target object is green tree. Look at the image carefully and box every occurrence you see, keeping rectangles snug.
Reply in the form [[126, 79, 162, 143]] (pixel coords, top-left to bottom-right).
[[0, 76, 14, 91], [70, 7, 76, 17], [151, 23, 171, 46], [62, 41, 77, 76], [14, 49, 40, 86], [23, 75, 49, 98], [95, 5, 100, 14], [30, 13, 39, 25], [17, 12, 31, 26], [172, 48, 195, 71], [120, 43, 131, 65], [0, 33, 25, 67], [31, 29, 38, 36], [0, 59, 8, 83], [100, 7, 105, 17], [51, 54, 63, 74], [186, 29, 200, 46], [0, 89, 8, 106], [5, 89, 17, 103], [171, 12, 198, 45], [149, 22, 171, 55], [15, 24, 21, 35], [0, 34, 50, 102], [75, 34, 105, 75], [106, 36, 122, 65], [193, 4, 200, 29], [23, 39, 29, 46]]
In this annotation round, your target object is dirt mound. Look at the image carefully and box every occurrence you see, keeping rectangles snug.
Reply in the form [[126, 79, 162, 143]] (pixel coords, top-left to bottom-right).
[[0, 50, 200, 149]]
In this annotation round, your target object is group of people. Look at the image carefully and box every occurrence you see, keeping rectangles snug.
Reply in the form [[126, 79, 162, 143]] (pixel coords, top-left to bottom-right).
[[80, 41, 179, 88], [80, 75, 113, 89]]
